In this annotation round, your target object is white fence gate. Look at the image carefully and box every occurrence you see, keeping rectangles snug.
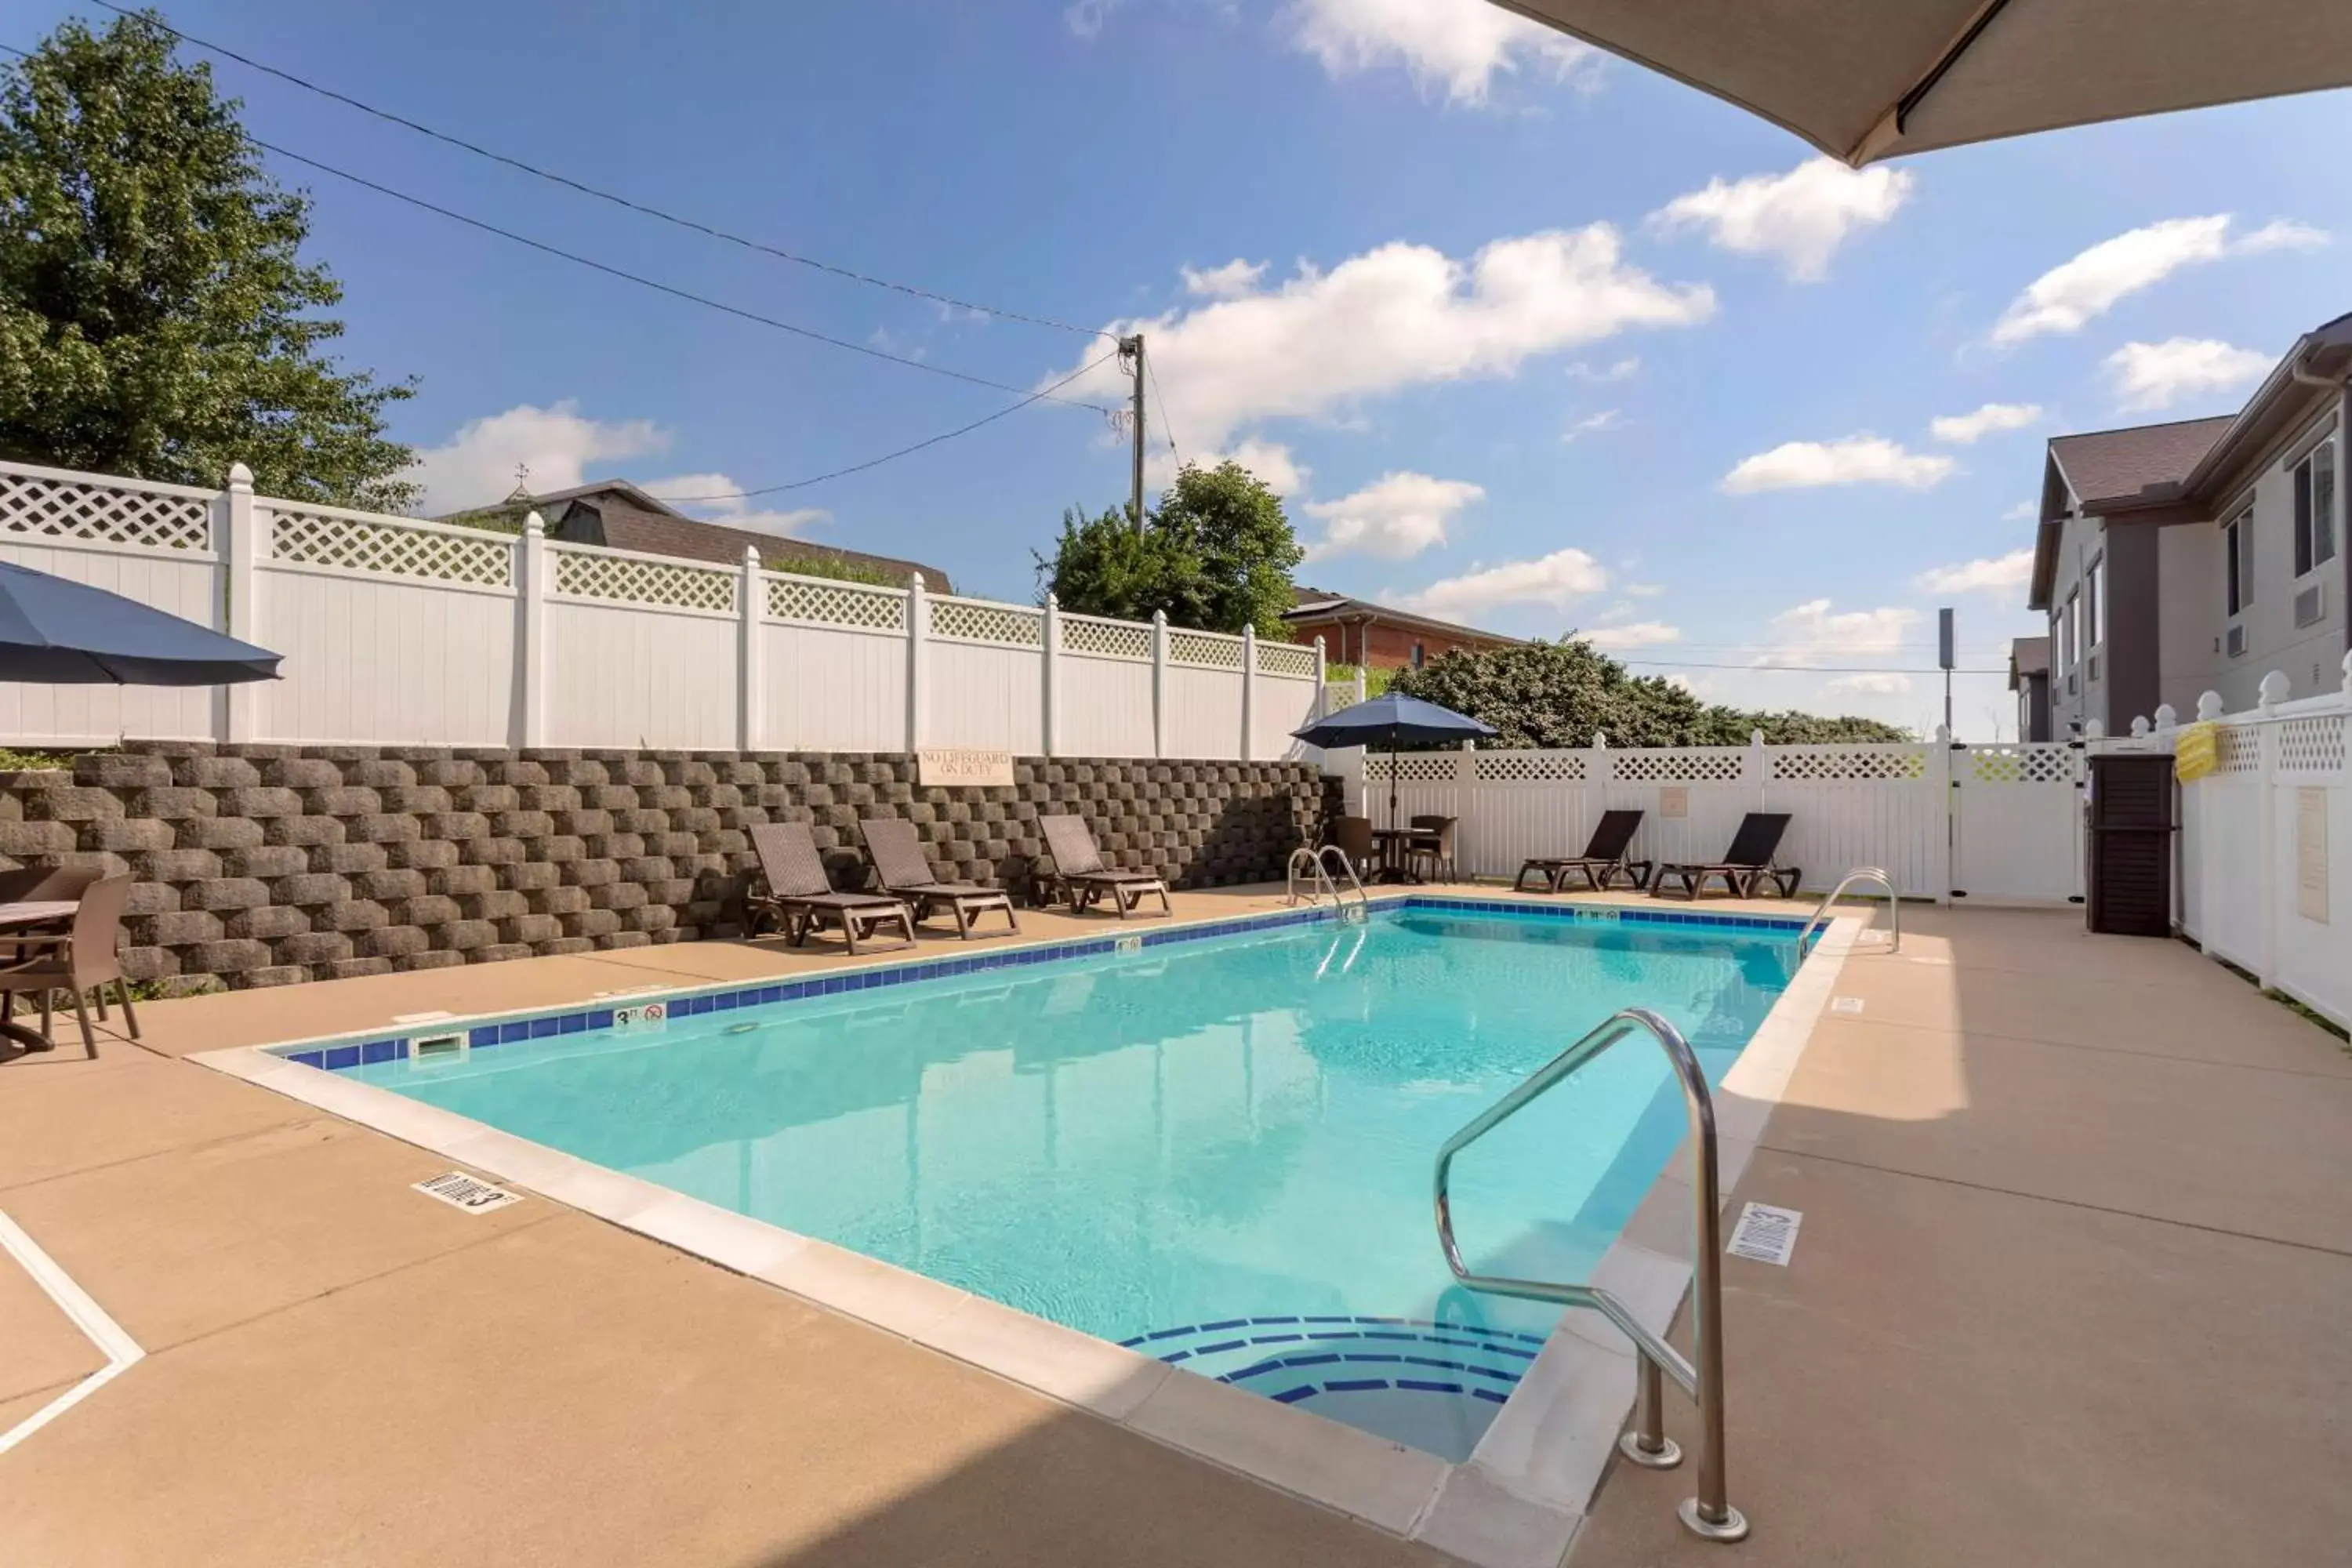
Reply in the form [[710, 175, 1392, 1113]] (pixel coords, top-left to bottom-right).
[[0, 458, 1329, 760]]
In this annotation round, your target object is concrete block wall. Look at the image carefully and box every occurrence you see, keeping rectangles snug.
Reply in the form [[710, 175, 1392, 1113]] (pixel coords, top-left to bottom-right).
[[0, 744, 1339, 995]]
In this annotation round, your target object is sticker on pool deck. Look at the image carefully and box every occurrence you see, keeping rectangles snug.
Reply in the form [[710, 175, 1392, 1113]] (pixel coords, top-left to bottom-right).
[[413, 1171, 524, 1214], [1830, 996, 1865, 1014], [1726, 1203, 1802, 1266], [613, 1002, 668, 1030]]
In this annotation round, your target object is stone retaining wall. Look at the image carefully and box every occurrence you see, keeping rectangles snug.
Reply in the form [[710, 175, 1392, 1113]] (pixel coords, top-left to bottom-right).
[[0, 744, 1338, 994]]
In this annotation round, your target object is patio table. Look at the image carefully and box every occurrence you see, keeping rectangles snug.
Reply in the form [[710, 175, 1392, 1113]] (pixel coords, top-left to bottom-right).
[[1369, 827, 1439, 884], [0, 900, 79, 1051]]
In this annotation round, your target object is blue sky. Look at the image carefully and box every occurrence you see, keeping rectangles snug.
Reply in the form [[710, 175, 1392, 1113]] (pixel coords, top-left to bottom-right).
[[24, 0, 2352, 735]]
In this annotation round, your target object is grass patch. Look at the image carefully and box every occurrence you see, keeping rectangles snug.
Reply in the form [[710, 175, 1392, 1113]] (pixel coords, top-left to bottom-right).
[[2201, 949, 2350, 1046], [0, 747, 83, 771]]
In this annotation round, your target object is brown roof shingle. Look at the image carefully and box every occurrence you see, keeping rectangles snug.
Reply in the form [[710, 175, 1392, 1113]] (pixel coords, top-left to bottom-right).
[[2046, 416, 2234, 510]]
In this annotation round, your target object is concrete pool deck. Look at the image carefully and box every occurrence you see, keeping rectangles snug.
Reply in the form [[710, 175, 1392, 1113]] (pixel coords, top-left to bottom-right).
[[2, 886, 2347, 1565]]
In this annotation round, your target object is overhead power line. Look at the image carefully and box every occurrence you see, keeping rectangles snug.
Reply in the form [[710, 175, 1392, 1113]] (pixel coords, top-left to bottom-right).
[[246, 137, 1119, 416], [649, 350, 1121, 502], [1618, 658, 2009, 674], [84, 0, 1117, 342]]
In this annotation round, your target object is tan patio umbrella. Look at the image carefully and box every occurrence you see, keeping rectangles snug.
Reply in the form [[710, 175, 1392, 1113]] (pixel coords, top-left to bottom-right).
[[1497, 0, 2352, 165]]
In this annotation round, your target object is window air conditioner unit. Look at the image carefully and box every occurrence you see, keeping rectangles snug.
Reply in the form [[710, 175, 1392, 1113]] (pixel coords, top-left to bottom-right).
[[2294, 582, 2326, 627], [2226, 624, 2247, 659], [2086, 653, 2100, 683]]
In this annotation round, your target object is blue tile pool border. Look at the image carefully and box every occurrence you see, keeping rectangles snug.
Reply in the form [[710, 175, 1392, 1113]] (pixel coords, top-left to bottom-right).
[[267, 893, 1812, 1073]]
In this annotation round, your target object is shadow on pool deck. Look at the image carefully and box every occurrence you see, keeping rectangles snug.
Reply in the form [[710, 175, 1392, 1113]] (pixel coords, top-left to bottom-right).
[[2, 889, 2347, 1566]]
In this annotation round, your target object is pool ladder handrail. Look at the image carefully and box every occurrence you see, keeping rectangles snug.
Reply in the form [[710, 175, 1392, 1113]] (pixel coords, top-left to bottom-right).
[[1288, 844, 1370, 924], [1432, 1007, 1748, 1543], [1797, 866, 1900, 952]]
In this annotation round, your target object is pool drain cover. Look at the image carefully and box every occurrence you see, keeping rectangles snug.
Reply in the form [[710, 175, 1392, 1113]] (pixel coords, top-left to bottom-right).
[[1726, 1203, 1802, 1266], [413, 1171, 524, 1214]]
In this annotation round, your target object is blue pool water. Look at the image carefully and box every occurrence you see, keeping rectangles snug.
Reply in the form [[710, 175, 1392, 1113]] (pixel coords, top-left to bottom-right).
[[343, 905, 1801, 1458]]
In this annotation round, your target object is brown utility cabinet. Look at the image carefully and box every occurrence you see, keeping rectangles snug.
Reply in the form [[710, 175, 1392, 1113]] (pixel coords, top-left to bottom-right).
[[2085, 753, 2176, 937]]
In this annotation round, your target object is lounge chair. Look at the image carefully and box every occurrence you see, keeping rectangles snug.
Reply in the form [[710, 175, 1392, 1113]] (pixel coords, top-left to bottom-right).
[[858, 818, 1020, 939], [1515, 810, 1650, 894], [1650, 813, 1801, 900], [0, 874, 136, 1057], [744, 822, 916, 955], [1036, 815, 1172, 918]]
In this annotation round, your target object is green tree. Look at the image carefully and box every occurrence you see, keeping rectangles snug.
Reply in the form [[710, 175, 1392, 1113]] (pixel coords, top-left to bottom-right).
[[1037, 460, 1305, 637], [1388, 638, 1911, 747], [0, 13, 417, 507]]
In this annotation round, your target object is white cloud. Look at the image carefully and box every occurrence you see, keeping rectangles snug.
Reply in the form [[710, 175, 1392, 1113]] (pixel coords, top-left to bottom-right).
[[410, 401, 668, 514], [1825, 671, 1912, 695], [1581, 620, 1680, 648], [1929, 402, 2043, 444], [1563, 408, 1623, 442], [1149, 436, 1308, 496], [1721, 434, 1957, 495], [1913, 547, 2034, 596], [1063, 0, 1127, 39], [1621, 581, 1665, 598], [1049, 227, 1714, 456], [1302, 471, 1483, 561], [1286, 0, 1599, 104], [2002, 500, 2038, 522], [1566, 356, 1639, 382], [1650, 157, 1913, 281], [2103, 337, 2273, 412], [1759, 598, 1916, 667], [1181, 259, 1268, 299], [641, 472, 829, 540], [1990, 215, 2324, 344], [1396, 546, 1608, 619]]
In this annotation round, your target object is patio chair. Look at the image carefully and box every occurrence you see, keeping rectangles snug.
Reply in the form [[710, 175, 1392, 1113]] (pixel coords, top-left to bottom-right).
[[1650, 813, 1801, 901], [1036, 815, 1172, 919], [1328, 815, 1376, 881], [1403, 815, 1458, 883], [0, 874, 136, 1057], [858, 818, 1020, 939], [1515, 810, 1650, 894], [743, 822, 916, 956]]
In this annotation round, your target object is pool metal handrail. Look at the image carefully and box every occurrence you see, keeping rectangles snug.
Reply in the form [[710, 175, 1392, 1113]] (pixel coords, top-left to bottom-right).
[[1432, 1007, 1748, 1543], [1285, 846, 1337, 908], [1316, 844, 1370, 923], [1798, 866, 1900, 952]]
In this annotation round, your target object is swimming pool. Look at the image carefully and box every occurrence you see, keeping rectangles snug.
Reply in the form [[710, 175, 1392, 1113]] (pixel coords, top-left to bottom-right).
[[318, 901, 1804, 1462]]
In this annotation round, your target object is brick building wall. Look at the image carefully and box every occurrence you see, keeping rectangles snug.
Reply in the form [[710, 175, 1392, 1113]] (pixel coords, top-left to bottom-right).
[[0, 744, 1338, 996], [1288, 618, 1508, 671]]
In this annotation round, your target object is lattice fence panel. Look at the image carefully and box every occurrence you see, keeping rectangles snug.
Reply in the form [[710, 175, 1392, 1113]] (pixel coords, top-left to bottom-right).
[[1169, 630, 1246, 669], [929, 595, 1044, 647], [2278, 715, 2347, 775], [1610, 750, 1748, 783], [768, 575, 906, 631], [1967, 746, 2075, 785], [1365, 753, 1465, 782], [1769, 748, 1927, 782], [1062, 615, 1152, 661], [2216, 725, 2263, 773], [1255, 641, 1318, 678], [0, 470, 210, 552], [269, 507, 514, 587], [554, 549, 735, 612], [1473, 751, 1587, 782]]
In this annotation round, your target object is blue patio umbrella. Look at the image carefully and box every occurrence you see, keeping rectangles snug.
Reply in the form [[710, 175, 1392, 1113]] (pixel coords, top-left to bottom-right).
[[0, 561, 280, 686], [1293, 691, 1496, 831]]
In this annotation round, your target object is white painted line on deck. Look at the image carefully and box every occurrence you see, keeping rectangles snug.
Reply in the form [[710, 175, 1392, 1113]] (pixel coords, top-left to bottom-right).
[[0, 1208, 145, 1454]]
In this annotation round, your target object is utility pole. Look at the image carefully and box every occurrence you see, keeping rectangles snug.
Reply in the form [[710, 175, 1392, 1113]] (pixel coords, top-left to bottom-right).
[[1121, 333, 1146, 532]]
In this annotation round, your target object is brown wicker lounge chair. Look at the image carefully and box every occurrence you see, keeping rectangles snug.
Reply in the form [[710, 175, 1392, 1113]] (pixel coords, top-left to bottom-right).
[[744, 822, 915, 954], [858, 818, 1019, 939], [1515, 810, 1650, 893], [0, 874, 136, 1057], [1036, 815, 1172, 918], [1650, 813, 1800, 900]]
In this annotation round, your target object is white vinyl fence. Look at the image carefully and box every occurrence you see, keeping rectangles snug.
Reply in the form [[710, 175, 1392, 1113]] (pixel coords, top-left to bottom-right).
[[2175, 662, 2352, 1031], [0, 459, 1328, 759], [1334, 731, 2096, 906]]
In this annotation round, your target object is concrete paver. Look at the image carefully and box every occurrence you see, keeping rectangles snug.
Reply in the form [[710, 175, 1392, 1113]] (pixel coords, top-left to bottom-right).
[[0, 1237, 103, 1403]]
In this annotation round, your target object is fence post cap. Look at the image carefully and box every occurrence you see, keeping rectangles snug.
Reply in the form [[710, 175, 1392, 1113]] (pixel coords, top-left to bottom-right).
[[2130, 716, 2151, 738], [227, 462, 253, 488], [2084, 718, 2106, 739], [2154, 702, 2177, 730], [1934, 724, 1950, 743], [2258, 670, 2291, 709], [906, 571, 927, 590], [1750, 728, 1765, 746], [2340, 649, 2352, 693], [522, 510, 545, 535], [1046, 590, 1058, 609], [1592, 730, 1606, 748], [1152, 608, 1167, 625], [742, 544, 760, 564], [2195, 691, 2225, 720]]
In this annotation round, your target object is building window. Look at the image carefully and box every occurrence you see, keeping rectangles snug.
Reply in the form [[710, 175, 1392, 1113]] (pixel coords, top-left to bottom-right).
[[1410, 642, 1426, 670], [2296, 441, 2337, 575], [2224, 508, 2251, 616], [2060, 591, 2078, 673], [2085, 555, 2103, 648]]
